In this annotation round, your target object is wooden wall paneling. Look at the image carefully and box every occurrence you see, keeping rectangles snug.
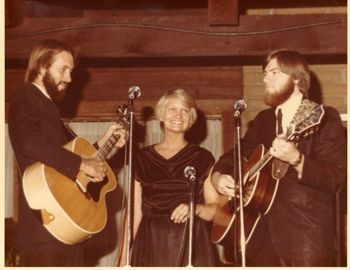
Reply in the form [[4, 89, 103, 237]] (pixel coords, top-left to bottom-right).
[[5, 67, 243, 101], [5, 66, 243, 120], [208, 0, 239, 26], [5, 12, 346, 59], [12, 159, 19, 222], [73, 66, 243, 101], [5, 99, 239, 122], [62, 99, 239, 120], [5, 0, 22, 27], [221, 110, 235, 153], [5, 69, 25, 102]]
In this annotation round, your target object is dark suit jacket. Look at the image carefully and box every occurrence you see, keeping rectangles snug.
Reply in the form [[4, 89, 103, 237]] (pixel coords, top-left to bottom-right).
[[212, 103, 346, 260], [8, 83, 82, 245]]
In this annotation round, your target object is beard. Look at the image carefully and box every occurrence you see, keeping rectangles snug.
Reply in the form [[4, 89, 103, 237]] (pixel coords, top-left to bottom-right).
[[264, 77, 295, 107], [43, 72, 68, 103]]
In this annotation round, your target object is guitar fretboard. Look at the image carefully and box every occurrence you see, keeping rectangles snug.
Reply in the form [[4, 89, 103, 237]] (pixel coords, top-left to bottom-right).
[[96, 134, 121, 161], [245, 151, 273, 184], [245, 124, 294, 183]]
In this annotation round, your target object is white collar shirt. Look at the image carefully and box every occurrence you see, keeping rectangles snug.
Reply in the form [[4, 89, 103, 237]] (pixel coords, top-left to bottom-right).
[[32, 82, 52, 100], [275, 92, 303, 135]]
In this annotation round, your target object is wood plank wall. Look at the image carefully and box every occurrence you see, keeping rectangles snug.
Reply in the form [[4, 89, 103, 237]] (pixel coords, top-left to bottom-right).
[[5, 66, 243, 120], [4, 2, 347, 151]]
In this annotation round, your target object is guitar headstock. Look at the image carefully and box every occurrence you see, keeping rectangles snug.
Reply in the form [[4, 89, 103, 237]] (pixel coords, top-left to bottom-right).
[[116, 104, 130, 129], [286, 104, 325, 142]]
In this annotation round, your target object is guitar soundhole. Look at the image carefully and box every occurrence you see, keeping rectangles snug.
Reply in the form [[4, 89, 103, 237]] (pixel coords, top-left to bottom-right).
[[86, 177, 108, 202]]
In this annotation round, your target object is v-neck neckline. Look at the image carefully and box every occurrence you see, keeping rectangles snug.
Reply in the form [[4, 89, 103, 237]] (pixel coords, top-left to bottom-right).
[[151, 143, 190, 161]]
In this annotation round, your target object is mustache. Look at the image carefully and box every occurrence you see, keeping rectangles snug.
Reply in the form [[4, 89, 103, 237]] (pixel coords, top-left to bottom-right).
[[59, 82, 69, 88]]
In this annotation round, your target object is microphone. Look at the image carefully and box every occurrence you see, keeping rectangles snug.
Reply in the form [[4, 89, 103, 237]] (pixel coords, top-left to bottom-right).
[[128, 86, 141, 99], [184, 166, 196, 182], [234, 99, 247, 118]]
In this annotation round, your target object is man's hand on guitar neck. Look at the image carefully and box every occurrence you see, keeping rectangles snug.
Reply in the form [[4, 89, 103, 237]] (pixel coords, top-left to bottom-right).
[[96, 123, 127, 149], [211, 171, 237, 197], [80, 158, 107, 182], [270, 136, 305, 178]]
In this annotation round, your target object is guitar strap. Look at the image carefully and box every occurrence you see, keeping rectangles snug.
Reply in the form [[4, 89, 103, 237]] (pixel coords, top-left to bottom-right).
[[63, 121, 78, 138], [271, 160, 289, 180]]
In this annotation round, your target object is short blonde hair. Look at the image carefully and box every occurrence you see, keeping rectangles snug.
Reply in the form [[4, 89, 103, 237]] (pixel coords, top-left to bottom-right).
[[154, 89, 198, 129]]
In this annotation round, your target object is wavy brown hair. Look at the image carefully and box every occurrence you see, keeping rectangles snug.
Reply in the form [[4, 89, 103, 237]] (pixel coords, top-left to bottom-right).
[[25, 39, 76, 83], [263, 49, 310, 96]]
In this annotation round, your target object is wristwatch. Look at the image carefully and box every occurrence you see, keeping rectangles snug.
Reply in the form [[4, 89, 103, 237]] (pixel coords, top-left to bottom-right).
[[291, 152, 303, 167]]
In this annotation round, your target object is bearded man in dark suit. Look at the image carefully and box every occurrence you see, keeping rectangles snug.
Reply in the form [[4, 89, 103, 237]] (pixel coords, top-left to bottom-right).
[[211, 49, 346, 266], [8, 39, 126, 266]]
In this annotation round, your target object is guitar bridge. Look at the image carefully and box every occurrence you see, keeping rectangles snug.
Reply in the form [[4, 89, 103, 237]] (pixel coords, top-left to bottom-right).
[[75, 179, 87, 193], [75, 179, 92, 200]]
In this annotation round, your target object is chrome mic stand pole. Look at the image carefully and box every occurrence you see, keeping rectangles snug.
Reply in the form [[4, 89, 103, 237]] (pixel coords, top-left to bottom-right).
[[234, 110, 246, 267], [184, 166, 196, 267], [188, 175, 195, 266], [124, 86, 141, 266], [125, 97, 134, 267]]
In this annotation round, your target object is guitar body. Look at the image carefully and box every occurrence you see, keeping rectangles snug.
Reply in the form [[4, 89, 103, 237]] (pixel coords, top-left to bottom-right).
[[211, 144, 280, 246], [242, 145, 280, 215], [211, 202, 261, 247], [22, 137, 117, 245]]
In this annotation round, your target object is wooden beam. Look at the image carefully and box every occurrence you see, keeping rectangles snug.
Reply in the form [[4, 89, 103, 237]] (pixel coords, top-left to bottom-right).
[[208, 0, 239, 26], [5, 11, 346, 59]]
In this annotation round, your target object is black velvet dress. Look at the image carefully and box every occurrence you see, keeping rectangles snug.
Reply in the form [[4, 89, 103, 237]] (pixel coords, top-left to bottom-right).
[[131, 143, 216, 266]]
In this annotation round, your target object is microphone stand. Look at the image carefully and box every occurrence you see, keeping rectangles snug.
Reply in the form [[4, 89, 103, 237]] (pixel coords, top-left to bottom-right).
[[187, 174, 196, 266], [234, 111, 246, 267], [125, 97, 135, 266]]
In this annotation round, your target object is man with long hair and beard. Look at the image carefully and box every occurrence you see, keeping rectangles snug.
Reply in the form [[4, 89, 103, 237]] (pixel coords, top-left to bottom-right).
[[42, 66, 69, 102], [8, 39, 126, 266], [210, 49, 346, 266]]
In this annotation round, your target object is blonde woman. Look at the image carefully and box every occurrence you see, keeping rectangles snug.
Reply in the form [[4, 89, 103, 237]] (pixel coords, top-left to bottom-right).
[[121, 89, 219, 266]]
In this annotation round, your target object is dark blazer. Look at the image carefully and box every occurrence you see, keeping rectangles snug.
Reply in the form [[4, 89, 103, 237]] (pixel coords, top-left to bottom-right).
[[213, 103, 346, 261], [8, 83, 81, 245]]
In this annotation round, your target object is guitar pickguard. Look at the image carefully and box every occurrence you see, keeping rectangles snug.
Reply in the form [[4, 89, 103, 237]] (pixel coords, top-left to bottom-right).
[[86, 178, 108, 202]]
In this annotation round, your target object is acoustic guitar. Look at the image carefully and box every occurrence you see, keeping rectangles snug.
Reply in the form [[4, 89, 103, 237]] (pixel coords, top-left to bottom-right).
[[211, 100, 325, 248], [22, 105, 128, 245]]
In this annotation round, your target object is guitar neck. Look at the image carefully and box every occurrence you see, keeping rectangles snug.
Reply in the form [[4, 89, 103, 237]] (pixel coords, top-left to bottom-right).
[[96, 134, 121, 161], [246, 151, 273, 183], [245, 126, 298, 183]]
